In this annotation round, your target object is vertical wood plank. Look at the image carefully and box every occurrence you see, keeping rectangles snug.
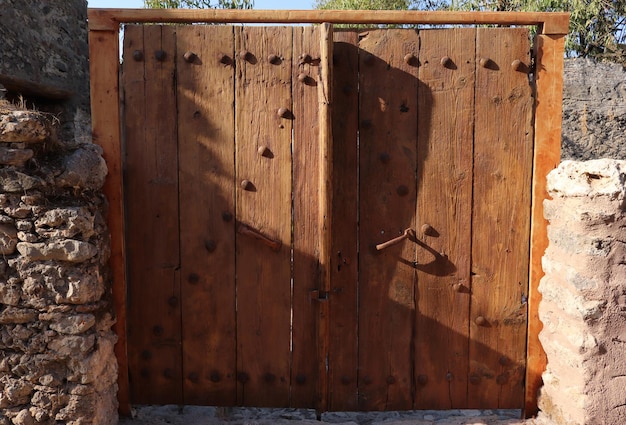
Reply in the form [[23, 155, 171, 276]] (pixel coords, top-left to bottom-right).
[[177, 25, 237, 406], [414, 28, 475, 409], [89, 26, 130, 416], [469, 28, 533, 409], [328, 29, 360, 412], [525, 33, 565, 418], [123, 25, 182, 405], [235, 26, 293, 407], [357, 29, 419, 411], [291, 25, 321, 409]]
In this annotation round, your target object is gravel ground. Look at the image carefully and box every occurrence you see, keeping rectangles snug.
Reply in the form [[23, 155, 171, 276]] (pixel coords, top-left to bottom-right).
[[120, 406, 555, 425]]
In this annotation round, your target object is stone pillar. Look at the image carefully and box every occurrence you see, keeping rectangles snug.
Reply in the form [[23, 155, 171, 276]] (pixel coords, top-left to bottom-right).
[[539, 159, 626, 425]]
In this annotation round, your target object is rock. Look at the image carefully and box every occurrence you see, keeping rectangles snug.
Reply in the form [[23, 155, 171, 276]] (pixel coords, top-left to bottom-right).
[[35, 207, 95, 239], [1, 377, 34, 406], [10, 409, 35, 425], [16, 239, 97, 262], [0, 223, 18, 254], [547, 159, 626, 201], [0, 307, 37, 324], [48, 335, 95, 356], [56, 144, 107, 190], [49, 314, 95, 335], [0, 110, 48, 143], [0, 283, 21, 306], [0, 170, 45, 193], [0, 147, 33, 166]]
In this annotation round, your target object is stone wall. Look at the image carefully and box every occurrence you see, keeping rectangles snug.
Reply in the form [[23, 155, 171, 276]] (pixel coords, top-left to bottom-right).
[[538, 159, 626, 425], [562, 59, 626, 160], [0, 105, 116, 425]]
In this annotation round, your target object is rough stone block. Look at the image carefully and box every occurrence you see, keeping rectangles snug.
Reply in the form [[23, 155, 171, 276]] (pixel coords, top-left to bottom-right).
[[0, 110, 48, 144], [16, 239, 97, 263]]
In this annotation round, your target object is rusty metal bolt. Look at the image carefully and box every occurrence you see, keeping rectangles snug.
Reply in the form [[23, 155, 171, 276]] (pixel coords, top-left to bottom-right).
[[222, 211, 233, 222], [218, 53, 232, 65], [295, 374, 307, 385], [268, 54, 281, 65], [205, 239, 217, 253], [417, 374, 428, 385], [440, 56, 452, 68], [258, 146, 272, 158], [277, 107, 291, 119], [469, 374, 481, 385], [152, 325, 164, 336], [239, 50, 252, 62], [240, 179, 254, 191], [263, 373, 276, 383], [183, 51, 197, 63], [299, 53, 313, 64], [379, 152, 390, 164], [297, 73, 309, 83], [511, 59, 525, 72], [188, 273, 200, 285], [453, 283, 464, 293], [421, 223, 435, 236], [479, 57, 491, 68], [475, 316, 487, 326], [446, 372, 454, 382], [237, 372, 249, 384], [155, 50, 166, 62], [210, 371, 222, 382], [404, 53, 417, 66], [132, 50, 144, 61]]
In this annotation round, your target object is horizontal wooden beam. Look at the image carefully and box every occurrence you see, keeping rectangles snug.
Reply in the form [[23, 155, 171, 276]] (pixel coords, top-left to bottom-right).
[[88, 9, 569, 35]]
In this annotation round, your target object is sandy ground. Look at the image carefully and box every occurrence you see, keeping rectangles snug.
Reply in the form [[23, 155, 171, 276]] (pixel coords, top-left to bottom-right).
[[119, 406, 555, 425]]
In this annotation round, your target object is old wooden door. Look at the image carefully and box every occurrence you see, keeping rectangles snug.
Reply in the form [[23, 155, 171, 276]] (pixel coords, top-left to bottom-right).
[[121, 24, 533, 411]]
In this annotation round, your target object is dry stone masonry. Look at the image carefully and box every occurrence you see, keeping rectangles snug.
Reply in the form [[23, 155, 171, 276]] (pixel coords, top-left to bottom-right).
[[0, 103, 116, 425], [539, 159, 626, 425]]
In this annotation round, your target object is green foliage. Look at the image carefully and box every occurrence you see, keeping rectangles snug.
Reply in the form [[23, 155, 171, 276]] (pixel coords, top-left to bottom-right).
[[315, 0, 626, 62], [144, 0, 253, 9]]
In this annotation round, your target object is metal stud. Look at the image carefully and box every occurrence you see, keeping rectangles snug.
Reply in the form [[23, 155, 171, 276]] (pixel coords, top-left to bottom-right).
[[188, 273, 200, 284], [440, 56, 452, 68], [205, 240, 217, 253], [299, 53, 312, 64], [155, 50, 166, 62], [277, 107, 292, 119], [163, 369, 174, 379], [218, 53, 232, 65], [479, 57, 491, 68], [183, 51, 197, 63], [475, 316, 487, 326], [379, 152, 390, 164], [417, 374, 428, 385], [446, 372, 454, 382], [453, 283, 464, 293], [168, 296, 178, 307], [241, 179, 254, 191], [421, 223, 435, 236], [341, 376, 351, 385], [188, 372, 199, 383], [386, 375, 396, 385], [295, 374, 306, 385], [496, 373, 509, 385], [264, 373, 276, 383], [239, 50, 252, 62], [499, 356, 511, 366], [132, 50, 144, 61], [237, 371, 250, 384], [469, 374, 481, 385], [268, 54, 281, 65], [396, 185, 409, 197], [258, 146, 273, 158], [363, 53, 375, 65], [152, 325, 164, 336], [222, 211, 233, 222], [404, 53, 417, 66], [210, 371, 222, 382]]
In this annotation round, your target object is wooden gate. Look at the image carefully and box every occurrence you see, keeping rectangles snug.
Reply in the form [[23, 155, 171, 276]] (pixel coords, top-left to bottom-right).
[[120, 23, 533, 411], [89, 9, 568, 416]]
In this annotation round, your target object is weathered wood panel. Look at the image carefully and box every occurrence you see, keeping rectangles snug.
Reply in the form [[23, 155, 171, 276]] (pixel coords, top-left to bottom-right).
[[234, 26, 293, 407], [469, 28, 533, 408], [291, 25, 321, 408], [328, 29, 359, 412], [525, 33, 566, 417], [357, 29, 419, 411], [176, 25, 237, 406], [414, 28, 475, 409], [123, 25, 182, 404]]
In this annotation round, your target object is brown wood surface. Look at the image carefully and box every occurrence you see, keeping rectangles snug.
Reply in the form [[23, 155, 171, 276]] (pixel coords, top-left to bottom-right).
[[88, 27, 130, 416], [234, 26, 293, 407], [122, 25, 183, 404], [327, 29, 360, 412], [524, 34, 565, 418], [176, 25, 237, 406], [291, 25, 321, 409], [88, 9, 570, 35], [357, 29, 419, 411], [414, 28, 476, 409], [469, 28, 533, 409]]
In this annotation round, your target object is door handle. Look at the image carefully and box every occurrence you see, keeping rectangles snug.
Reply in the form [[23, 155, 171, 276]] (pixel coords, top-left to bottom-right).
[[237, 223, 282, 252], [376, 228, 415, 251]]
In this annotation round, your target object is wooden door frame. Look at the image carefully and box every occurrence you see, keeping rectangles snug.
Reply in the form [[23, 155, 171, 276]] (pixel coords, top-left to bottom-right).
[[88, 9, 568, 417]]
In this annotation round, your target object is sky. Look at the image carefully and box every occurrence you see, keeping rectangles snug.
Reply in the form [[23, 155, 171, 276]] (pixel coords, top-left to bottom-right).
[[88, 0, 313, 9]]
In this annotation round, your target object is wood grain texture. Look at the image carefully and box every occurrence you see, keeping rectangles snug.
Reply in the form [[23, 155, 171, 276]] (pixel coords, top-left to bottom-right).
[[88, 26, 130, 416], [469, 28, 533, 409], [235, 26, 293, 407], [123, 25, 182, 405], [291, 25, 321, 409], [88, 9, 570, 35], [414, 28, 475, 409], [176, 25, 237, 406], [327, 29, 360, 412], [525, 34, 565, 418], [357, 29, 419, 411]]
